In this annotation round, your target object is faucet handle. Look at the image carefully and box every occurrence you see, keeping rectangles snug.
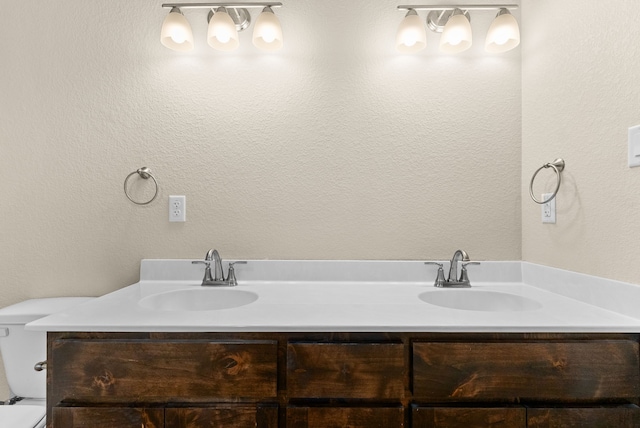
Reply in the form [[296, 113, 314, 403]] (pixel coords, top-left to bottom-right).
[[425, 262, 446, 287], [460, 262, 480, 285], [425, 262, 443, 267], [227, 261, 247, 286], [192, 260, 210, 266], [461, 261, 480, 267]]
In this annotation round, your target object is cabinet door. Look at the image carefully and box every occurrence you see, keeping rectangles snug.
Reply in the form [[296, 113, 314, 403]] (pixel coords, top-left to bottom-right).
[[287, 406, 404, 428], [413, 341, 639, 401], [50, 339, 277, 402], [527, 406, 640, 427], [52, 406, 163, 428], [412, 406, 525, 428], [165, 405, 277, 428], [287, 342, 404, 399]]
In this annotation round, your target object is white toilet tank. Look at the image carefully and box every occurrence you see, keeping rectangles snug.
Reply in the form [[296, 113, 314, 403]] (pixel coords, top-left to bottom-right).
[[0, 297, 93, 399]]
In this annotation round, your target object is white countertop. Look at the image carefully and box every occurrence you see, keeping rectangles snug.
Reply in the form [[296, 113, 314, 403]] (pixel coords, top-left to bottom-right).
[[26, 260, 640, 333]]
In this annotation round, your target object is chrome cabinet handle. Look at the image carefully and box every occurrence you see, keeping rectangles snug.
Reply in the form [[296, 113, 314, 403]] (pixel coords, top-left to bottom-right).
[[34, 361, 47, 371]]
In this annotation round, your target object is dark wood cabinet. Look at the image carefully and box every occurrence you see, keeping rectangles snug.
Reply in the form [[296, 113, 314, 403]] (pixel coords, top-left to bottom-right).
[[287, 406, 404, 428], [412, 406, 640, 427], [413, 341, 640, 402], [50, 339, 278, 403], [52, 404, 278, 428], [165, 404, 278, 428], [47, 333, 640, 428], [412, 406, 526, 428], [287, 342, 404, 399], [52, 406, 164, 428], [527, 406, 640, 428]]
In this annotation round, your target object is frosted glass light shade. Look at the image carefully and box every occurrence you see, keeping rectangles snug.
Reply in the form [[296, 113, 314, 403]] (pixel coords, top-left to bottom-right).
[[208, 8, 239, 51], [252, 7, 283, 51], [396, 10, 426, 53], [485, 9, 520, 53], [439, 9, 472, 53], [161, 8, 194, 52]]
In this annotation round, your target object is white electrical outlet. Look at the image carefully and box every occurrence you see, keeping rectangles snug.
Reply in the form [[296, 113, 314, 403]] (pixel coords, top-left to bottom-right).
[[541, 193, 556, 224], [169, 195, 186, 222]]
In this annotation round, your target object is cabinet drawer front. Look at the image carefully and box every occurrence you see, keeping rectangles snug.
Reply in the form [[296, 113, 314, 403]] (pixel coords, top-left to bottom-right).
[[287, 342, 404, 399], [413, 341, 639, 401], [412, 406, 525, 428], [51, 339, 277, 401], [287, 406, 404, 427], [527, 406, 640, 428], [52, 406, 164, 428], [165, 405, 278, 428]]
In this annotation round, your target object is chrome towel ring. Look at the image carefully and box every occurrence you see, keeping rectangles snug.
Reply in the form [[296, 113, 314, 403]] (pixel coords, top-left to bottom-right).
[[529, 158, 565, 204], [124, 167, 159, 205]]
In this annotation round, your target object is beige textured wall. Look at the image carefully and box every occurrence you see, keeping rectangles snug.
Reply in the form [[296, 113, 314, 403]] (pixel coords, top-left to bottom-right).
[[521, 0, 640, 284], [0, 1, 522, 397]]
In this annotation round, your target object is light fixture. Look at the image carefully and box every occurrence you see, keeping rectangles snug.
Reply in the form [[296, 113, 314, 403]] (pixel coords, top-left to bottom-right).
[[396, 4, 520, 54], [252, 6, 283, 51], [207, 7, 240, 51], [439, 8, 472, 53], [485, 8, 520, 53], [161, 3, 283, 52], [161, 7, 195, 52], [396, 9, 427, 53]]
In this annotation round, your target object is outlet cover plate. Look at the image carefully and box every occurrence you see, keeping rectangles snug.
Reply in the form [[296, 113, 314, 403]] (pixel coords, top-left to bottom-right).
[[541, 193, 556, 224], [169, 195, 186, 222], [629, 125, 640, 168]]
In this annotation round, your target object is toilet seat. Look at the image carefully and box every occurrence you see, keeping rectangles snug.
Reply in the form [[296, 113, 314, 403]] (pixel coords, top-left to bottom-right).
[[0, 404, 46, 428]]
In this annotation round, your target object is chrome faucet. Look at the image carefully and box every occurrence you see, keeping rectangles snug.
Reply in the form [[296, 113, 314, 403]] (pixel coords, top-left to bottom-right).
[[192, 249, 247, 286], [210, 249, 224, 282], [425, 249, 480, 288], [448, 249, 469, 284]]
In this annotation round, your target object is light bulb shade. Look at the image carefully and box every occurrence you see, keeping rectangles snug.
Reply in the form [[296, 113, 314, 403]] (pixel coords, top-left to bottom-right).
[[161, 8, 194, 52], [252, 7, 283, 51], [439, 9, 472, 53], [208, 8, 240, 51], [485, 9, 520, 53], [396, 10, 426, 53]]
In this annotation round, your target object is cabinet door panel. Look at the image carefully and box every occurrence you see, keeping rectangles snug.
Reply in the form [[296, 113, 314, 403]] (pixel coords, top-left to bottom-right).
[[166, 405, 277, 428], [52, 406, 163, 428], [287, 342, 404, 399], [51, 339, 277, 402], [287, 406, 404, 428], [413, 341, 639, 401], [412, 406, 525, 428], [527, 406, 640, 427]]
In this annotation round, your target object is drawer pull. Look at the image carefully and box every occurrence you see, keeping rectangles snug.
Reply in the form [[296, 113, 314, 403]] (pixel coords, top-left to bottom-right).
[[34, 361, 47, 371]]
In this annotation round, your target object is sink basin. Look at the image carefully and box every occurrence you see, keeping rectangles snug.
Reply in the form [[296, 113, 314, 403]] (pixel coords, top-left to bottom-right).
[[418, 290, 542, 312], [139, 288, 258, 311]]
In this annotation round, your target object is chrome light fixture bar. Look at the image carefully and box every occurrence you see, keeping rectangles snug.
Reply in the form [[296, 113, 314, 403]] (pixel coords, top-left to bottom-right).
[[396, 4, 520, 54], [161, 2, 283, 52], [397, 4, 518, 11], [162, 3, 282, 9]]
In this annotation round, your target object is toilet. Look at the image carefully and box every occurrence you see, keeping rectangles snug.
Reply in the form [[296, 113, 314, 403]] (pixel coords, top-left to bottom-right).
[[0, 297, 93, 428]]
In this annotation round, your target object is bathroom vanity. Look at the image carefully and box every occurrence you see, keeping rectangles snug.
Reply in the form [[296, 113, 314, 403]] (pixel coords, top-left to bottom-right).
[[29, 260, 640, 427], [47, 331, 640, 427]]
